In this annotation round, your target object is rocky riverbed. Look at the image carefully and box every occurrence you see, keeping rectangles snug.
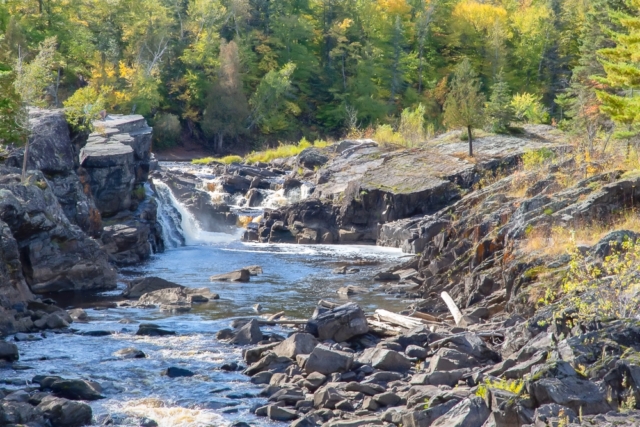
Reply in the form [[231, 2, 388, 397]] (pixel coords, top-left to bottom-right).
[[4, 114, 640, 427]]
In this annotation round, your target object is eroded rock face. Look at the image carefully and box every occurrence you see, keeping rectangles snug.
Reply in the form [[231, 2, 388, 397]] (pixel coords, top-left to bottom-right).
[[0, 168, 116, 293]]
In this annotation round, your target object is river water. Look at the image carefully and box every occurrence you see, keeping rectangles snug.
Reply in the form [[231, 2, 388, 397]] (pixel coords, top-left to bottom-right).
[[4, 165, 412, 427]]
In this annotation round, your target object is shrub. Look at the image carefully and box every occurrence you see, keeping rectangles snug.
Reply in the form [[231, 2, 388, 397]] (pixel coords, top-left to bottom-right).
[[476, 378, 525, 399], [521, 147, 555, 170], [192, 155, 243, 165], [373, 124, 405, 146], [563, 238, 640, 320], [152, 113, 182, 150], [64, 86, 106, 134], [398, 103, 427, 146], [511, 93, 549, 124]]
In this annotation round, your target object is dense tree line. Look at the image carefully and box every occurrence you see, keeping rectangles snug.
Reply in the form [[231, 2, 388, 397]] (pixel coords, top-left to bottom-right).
[[0, 0, 639, 154]]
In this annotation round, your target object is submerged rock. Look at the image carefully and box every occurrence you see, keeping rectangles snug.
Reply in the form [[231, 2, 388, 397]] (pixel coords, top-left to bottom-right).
[[210, 269, 251, 282], [136, 323, 176, 336], [163, 367, 195, 378]]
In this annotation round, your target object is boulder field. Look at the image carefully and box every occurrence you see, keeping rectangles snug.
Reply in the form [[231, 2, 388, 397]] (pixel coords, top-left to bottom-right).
[[214, 301, 640, 427]]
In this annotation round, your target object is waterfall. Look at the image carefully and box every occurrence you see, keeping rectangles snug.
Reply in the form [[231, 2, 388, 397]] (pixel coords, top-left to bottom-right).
[[150, 182, 186, 249], [153, 181, 240, 247]]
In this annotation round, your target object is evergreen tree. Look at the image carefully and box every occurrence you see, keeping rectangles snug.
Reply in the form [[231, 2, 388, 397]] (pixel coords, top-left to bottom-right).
[[486, 70, 514, 134], [596, 0, 640, 145], [0, 66, 27, 147], [443, 58, 486, 156]]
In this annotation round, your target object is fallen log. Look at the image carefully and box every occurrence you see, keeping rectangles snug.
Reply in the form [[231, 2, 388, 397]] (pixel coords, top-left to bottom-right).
[[375, 309, 423, 329], [440, 291, 463, 325], [367, 319, 404, 336], [267, 311, 285, 321]]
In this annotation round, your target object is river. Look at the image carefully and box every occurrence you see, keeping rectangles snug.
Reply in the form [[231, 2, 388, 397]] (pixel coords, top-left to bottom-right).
[[5, 164, 411, 427]]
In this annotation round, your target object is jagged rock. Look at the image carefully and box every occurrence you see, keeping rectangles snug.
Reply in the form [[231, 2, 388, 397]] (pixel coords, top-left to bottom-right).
[[230, 319, 263, 345], [0, 170, 117, 293], [210, 269, 251, 282], [67, 308, 87, 321], [429, 348, 482, 372], [123, 276, 184, 298], [529, 375, 612, 415], [306, 302, 368, 342], [533, 403, 578, 425], [313, 386, 345, 409], [357, 348, 413, 372], [305, 344, 353, 375], [431, 397, 490, 427], [273, 333, 318, 359], [36, 396, 92, 427]]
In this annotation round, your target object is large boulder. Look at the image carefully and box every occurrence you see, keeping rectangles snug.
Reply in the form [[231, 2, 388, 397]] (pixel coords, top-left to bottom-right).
[[47, 379, 104, 401], [230, 319, 263, 345], [305, 344, 353, 375], [431, 397, 490, 427], [0, 340, 19, 361], [357, 348, 412, 372], [36, 396, 92, 427], [306, 302, 369, 342], [273, 333, 318, 359]]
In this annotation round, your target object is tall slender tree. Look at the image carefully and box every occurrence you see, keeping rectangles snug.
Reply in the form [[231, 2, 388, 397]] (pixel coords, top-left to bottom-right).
[[443, 58, 485, 156]]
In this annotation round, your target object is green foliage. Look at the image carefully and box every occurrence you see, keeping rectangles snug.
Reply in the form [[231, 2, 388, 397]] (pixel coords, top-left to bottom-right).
[[63, 86, 105, 134], [152, 113, 182, 150], [443, 58, 486, 154], [0, 68, 27, 146], [14, 37, 57, 107], [521, 148, 556, 170], [563, 238, 640, 320], [486, 71, 514, 134], [596, 1, 640, 140], [191, 155, 243, 165], [248, 63, 298, 134], [511, 93, 549, 124], [475, 378, 525, 399]]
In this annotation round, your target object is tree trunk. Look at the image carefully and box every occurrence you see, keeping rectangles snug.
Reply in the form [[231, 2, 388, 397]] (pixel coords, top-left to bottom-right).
[[467, 126, 473, 157], [217, 133, 224, 153], [22, 139, 29, 183]]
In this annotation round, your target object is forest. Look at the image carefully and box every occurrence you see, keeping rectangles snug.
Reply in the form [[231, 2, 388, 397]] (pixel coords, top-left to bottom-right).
[[0, 0, 639, 155]]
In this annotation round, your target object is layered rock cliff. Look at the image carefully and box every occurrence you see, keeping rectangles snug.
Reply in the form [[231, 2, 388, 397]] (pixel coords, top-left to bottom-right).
[[0, 109, 162, 324]]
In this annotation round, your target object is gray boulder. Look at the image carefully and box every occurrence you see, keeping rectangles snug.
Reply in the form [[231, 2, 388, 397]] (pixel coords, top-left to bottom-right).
[[47, 379, 104, 401], [529, 376, 612, 415], [431, 397, 490, 427], [0, 340, 19, 361], [305, 344, 353, 375], [358, 348, 412, 372], [230, 319, 263, 345], [123, 276, 184, 298], [273, 333, 318, 359], [267, 405, 298, 421], [36, 395, 92, 427], [305, 302, 368, 342], [298, 148, 329, 170]]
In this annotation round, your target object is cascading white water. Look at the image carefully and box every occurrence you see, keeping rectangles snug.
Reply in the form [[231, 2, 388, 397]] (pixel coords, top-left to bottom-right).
[[149, 182, 185, 249], [154, 181, 240, 246]]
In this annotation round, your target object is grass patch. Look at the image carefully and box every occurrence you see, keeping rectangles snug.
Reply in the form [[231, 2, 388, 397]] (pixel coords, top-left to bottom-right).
[[192, 155, 243, 165], [521, 211, 640, 257], [192, 138, 330, 166]]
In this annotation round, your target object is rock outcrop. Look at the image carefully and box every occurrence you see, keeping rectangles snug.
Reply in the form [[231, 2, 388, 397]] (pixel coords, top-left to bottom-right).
[[243, 126, 570, 244]]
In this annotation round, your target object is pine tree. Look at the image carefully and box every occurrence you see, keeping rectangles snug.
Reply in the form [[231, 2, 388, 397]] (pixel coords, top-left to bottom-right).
[[443, 58, 486, 156], [596, 0, 640, 143], [0, 66, 28, 147], [486, 70, 514, 134]]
